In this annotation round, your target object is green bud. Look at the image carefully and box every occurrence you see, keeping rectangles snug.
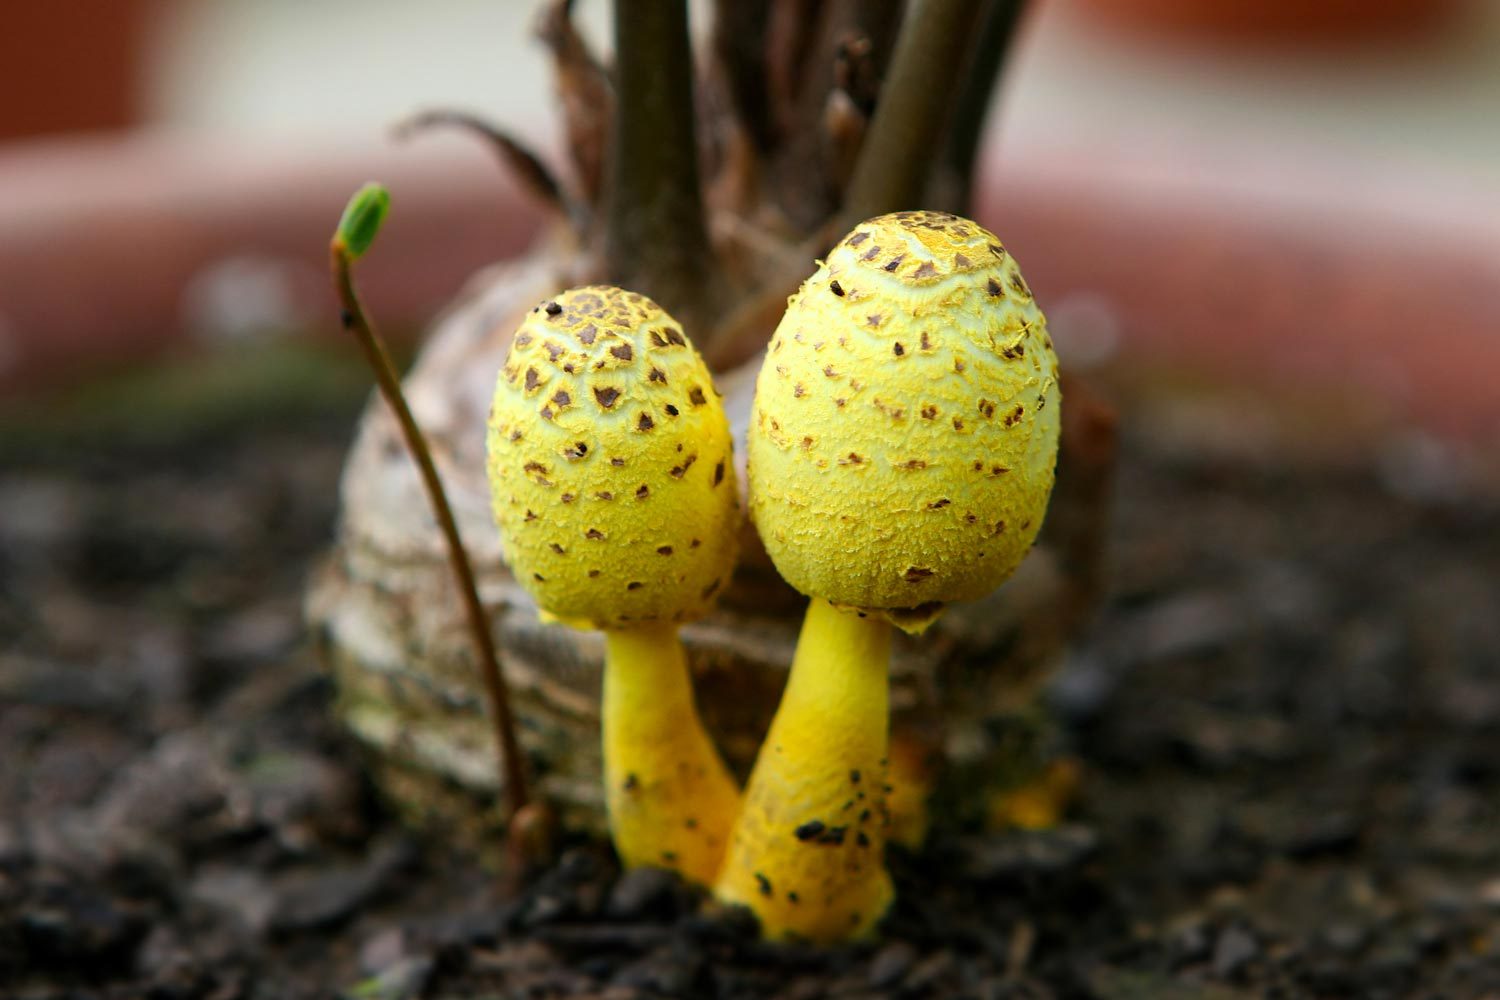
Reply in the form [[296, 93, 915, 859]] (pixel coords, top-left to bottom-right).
[[335, 183, 390, 260]]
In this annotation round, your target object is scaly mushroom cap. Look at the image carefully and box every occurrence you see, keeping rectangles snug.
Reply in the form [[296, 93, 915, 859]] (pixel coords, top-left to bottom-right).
[[749, 211, 1060, 627], [487, 286, 740, 629]]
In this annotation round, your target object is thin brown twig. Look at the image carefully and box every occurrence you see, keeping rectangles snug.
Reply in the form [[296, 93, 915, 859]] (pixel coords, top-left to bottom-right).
[[821, 34, 879, 193], [790, 0, 900, 138], [393, 108, 576, 221], [329, 242, 533, 835], [822, 86, 868, 195], [712, 0, 776, 153], [765, 0, 827, 140], [766, 0, 903, 230], [839, 0, 985, 227], [535, 0, 613, 213], [846, 0, 905, 96], [833, 33, 881, 113]]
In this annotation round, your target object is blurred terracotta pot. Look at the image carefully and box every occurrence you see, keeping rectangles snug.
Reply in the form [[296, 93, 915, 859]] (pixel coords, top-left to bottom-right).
[[1, 134, 1497, 444], [0, 0, 160, 139], [1071, 0, 1460, 43], [0, 134, 544, 393]]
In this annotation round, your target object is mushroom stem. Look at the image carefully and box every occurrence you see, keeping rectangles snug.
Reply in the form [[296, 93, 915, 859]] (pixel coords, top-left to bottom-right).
[[716, 598, 894, 943], [603, 622, 741, 886]]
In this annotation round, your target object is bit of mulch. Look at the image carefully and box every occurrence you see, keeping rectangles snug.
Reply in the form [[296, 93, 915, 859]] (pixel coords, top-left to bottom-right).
[[2, 376, 1498, 999]]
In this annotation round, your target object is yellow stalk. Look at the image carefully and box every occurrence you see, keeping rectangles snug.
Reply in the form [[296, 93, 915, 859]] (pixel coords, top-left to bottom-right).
[[603, 621, 740, 886], [715, 598, 894, 943]]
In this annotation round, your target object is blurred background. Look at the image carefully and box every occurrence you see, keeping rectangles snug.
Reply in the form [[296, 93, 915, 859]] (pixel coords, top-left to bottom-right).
[[3, 0, 1499, 450], [4, 6, 1500, 995]]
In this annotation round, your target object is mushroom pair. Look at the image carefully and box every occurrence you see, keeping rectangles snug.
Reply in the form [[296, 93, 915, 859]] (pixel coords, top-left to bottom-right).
[[485, 210, 1060, 945]]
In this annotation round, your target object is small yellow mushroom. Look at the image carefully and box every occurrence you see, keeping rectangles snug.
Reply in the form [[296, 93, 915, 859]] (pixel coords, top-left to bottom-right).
[[716, 211, 1061, 942], [486, 286, 742, 886]]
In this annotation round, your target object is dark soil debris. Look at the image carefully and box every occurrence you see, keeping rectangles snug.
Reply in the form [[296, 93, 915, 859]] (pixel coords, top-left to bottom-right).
[[1, 389, 1498, 998]]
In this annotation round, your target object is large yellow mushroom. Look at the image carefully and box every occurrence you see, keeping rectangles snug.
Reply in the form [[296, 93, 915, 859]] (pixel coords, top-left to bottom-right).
[[715, 211, 1061, 942], [486, 285, 741, 886]]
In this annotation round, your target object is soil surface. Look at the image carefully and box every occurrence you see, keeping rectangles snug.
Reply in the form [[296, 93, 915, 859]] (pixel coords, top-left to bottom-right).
[[2, 374, 1498, 999]]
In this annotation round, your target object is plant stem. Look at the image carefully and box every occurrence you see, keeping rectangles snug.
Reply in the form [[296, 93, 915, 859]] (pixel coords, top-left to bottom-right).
[[606, 0, 722, 334], [839, 0, 985, 226], [764, 0, 903, 229], [536, 0, 612, 212], [846, 0, 905, 101], [712, 0, 775, 153], [329, 243, 533, 830], [933, 0, 1029, 214]]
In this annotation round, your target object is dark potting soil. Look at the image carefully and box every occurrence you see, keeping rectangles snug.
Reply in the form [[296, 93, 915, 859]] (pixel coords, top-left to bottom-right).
[[1, 385, 1498, 999]]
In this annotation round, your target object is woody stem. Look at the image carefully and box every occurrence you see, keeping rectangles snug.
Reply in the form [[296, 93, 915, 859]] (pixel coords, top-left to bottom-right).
[[330, 245, 532, 826], [606, 0, 723, 335], [840, 0, 986, 225]]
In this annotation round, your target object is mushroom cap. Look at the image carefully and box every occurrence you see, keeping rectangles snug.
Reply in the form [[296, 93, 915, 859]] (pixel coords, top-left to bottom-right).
[[748, 211, 1060, 627], [486, 286, 740, 631]]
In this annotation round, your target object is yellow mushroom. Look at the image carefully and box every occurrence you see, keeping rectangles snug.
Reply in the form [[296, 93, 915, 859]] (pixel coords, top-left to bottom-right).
[[486, 285, 742, 886], [715, 211, 1061, 942]]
